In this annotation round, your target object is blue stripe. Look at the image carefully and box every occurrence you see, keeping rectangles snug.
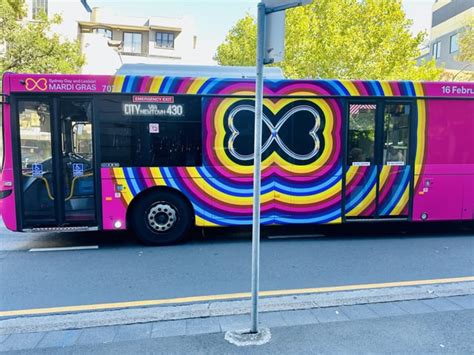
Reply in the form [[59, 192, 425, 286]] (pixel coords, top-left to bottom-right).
[[380, 167, 411, 215], [198, 78, 217, 94], [200, 78, 222, 94], [163, 77, 174, 93], [195, 166, 342, 197], [124, 168, 141, 196], [276, 207, 341, 224], [161, 167, 268, 225], [324, 81, 346, 96], [346, 167, 377, 211], [126, 76, 136, 93], [122, 76, 130, 93], [369, 81, 383, 96], [333, 81, 351, 96]]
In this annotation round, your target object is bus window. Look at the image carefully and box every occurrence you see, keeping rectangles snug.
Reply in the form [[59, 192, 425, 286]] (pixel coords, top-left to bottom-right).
[[19, 101, 52, 170], [18, 100, 55, 222], [347, 104, 376, 166], [99, 95, 202, 167], [383, 104, 410, 166]]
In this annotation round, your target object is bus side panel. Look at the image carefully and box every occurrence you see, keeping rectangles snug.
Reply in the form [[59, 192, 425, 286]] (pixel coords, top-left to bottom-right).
[[463, 176, 474, 220], [101, 168, 126, 230], [101, 168, 212, 230], [413, 98, 474, 221], [0, 74, 18, 231]]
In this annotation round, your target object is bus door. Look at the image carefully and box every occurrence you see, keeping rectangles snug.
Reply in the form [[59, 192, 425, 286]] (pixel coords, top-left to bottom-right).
[[344, 101, 413, 220], [17, 97, 96, 229]]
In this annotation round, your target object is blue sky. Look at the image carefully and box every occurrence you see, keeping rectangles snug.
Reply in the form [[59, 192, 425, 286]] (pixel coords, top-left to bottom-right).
[[89, 0, 436, 64]]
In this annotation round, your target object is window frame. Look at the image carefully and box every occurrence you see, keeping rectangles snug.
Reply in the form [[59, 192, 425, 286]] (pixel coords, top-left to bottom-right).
[[95, 28, 113, 40], [449, 33, 459, 53], [122, 32, 143, 54], [155, 31, 175, 49], [432, 41, 441, 59], [347, 102, 377, 166], [32, 0, 48, 19]]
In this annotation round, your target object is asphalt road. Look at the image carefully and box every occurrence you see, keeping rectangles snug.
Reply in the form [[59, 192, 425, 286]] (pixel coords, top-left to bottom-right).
[[0, 219, 473, 313]]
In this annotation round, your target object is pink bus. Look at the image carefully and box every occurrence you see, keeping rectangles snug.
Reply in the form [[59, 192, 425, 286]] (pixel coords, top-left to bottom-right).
[[0, 73, 473, 245]]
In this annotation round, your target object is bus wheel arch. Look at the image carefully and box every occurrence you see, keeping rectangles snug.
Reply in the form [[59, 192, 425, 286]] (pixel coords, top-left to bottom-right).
[[126, 186, 195, 246]]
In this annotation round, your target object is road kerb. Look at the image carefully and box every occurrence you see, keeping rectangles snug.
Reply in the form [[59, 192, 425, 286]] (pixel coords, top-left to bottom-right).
[[0, 280, 473, 335]]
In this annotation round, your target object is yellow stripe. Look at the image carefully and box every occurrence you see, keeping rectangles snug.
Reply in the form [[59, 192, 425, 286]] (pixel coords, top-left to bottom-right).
[[380, 82, 394, 96], [112, 168, 134, 204], [1, 276, 472, 318], [339, 80, 360, 96], [149, 77, 164, 93], [112, 76, 125, 93], [413, 83, 426, 187], [346, 184, 376, 216], [391, 185, 410, 215], [378, 166, 391, 191], [188, 78, 208, 94]]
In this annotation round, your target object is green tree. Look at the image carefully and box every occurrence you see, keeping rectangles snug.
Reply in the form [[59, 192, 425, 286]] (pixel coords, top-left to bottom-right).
[[215, 0, 442, 81], [457, 16, 474, 64], [0, 0, 84, 75]]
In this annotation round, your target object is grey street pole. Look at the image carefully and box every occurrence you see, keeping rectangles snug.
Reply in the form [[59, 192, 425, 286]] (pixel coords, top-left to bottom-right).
[[250, 1, 266, 334]]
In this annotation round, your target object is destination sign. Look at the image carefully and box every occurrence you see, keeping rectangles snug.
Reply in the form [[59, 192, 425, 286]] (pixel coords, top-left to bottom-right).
[[122, 103, 184, 117]]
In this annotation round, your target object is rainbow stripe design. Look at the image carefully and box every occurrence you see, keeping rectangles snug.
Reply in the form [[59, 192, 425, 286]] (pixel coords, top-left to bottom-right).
[[101, 77, 426, 228]]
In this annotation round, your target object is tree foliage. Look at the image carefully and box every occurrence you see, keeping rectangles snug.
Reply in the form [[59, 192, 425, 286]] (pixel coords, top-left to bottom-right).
[[0, 0, 84, 75], [215, 0, 442, 81], [457, 16, 474, 64]]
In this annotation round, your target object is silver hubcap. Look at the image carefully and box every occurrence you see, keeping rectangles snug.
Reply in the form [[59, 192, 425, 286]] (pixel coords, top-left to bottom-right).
[[147, 203, 177, 232]]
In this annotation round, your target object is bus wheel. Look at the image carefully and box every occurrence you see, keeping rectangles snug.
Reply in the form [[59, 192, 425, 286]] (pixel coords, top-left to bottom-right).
[[129, 190, 193, 246]]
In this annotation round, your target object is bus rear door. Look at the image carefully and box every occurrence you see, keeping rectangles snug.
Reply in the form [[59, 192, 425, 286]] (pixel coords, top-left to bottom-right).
[[344, 101, 413, 220]]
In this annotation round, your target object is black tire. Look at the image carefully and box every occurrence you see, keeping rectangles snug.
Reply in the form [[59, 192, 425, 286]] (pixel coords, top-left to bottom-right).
[[129, 190, 193, 246]]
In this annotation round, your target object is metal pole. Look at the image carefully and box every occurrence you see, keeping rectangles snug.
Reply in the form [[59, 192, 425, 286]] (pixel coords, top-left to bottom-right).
[[250, 1, 266, 334]]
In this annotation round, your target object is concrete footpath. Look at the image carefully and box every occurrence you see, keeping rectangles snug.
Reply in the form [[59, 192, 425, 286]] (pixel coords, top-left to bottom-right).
[[1, 282, 473, 353]]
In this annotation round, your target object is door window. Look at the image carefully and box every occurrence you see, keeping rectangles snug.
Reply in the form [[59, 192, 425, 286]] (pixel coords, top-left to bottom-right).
[[383, 104, 410, 166], [347, 104, 376, 166], [60, 100, 95, 224], [18, 100, 55, 223]]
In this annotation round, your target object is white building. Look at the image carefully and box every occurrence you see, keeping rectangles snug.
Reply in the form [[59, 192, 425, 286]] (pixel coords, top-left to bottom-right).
[[24, 0, 91, 41], [22, 1, 202, 74]]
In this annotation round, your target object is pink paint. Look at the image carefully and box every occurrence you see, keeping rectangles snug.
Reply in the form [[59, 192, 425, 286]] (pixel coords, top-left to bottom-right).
[[100, 169, 127, 230], [8, 73, 114, 93], [413, 96, 474, 221], [378, 167, 400, 203], [413, 175, 464, 221], [462, 175, 474, 219], [424, 82, 474, 98], [0, 73, 17, 230]]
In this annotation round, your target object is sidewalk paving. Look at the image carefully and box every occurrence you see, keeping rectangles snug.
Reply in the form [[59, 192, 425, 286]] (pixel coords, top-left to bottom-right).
[[1, 294, 473, 353]]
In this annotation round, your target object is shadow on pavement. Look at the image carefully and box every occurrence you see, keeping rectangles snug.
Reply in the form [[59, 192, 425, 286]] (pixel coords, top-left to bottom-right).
[[1, 219, 472, 250]]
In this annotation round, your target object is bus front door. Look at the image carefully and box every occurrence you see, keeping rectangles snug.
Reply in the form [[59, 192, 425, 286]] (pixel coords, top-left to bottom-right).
[[344, 101, 413, 220], [17, 98, 96, 230]]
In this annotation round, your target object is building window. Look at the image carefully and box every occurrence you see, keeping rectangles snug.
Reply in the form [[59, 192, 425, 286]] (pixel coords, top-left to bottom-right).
[[432, 41, 441, 59], [123, 32, 142, 54], [450, 33, 459, 53], [32, 0, 48, 19], [95, 28, 112, 40], [156, 32, 175, 49]]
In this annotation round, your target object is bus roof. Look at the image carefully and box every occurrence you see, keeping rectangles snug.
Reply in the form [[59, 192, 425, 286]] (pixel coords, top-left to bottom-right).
[[116, 64, 285, 79]]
